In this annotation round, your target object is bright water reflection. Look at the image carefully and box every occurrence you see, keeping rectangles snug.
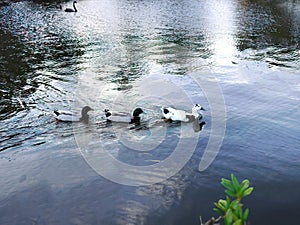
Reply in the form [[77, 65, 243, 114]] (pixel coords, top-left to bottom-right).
[[0, 0, 300, 224]]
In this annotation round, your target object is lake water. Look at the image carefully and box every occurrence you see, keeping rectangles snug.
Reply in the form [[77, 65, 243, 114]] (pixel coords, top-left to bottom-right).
[[0, 0, 299, 224]]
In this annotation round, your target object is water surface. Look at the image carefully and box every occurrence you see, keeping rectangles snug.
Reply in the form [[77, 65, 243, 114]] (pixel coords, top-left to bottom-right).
[[0, 0, 299, 224]]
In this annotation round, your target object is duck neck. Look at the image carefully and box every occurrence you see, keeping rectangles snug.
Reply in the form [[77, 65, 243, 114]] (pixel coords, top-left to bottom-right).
[[192, 108, 199, 117], [73, 2, 77, 12], [130, 116, 141, 125], [80, 109, 89, 123], [80, 114, 89, 123]]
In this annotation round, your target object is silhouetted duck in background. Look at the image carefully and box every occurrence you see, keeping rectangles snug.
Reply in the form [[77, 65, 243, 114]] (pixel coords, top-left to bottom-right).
[[65, 1, 77, 12]]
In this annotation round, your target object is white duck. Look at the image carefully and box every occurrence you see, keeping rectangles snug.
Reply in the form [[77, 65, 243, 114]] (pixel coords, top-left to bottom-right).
[[54, 106, 93, 122], [161, 104, 205, 122], [104, 108, 144, 125]]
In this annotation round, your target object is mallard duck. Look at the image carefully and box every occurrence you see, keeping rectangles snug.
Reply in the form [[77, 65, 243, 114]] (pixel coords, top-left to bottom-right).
[[161, 104, 204, 122], [54, 106, 93, 122], [104, 108, 144, 125]]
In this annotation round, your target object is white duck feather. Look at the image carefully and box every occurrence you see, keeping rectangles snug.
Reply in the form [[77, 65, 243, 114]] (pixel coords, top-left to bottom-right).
[[104, 108, 144, 124], [54, 106, 93, 122], [161, 104, 204, 122]]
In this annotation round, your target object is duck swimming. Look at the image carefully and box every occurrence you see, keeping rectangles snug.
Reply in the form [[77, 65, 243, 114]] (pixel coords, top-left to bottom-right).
[[161, 104, 205, 122], [104, 108, 144, 125], [54, 106, 93, 122], [65, 1, 77, 12]]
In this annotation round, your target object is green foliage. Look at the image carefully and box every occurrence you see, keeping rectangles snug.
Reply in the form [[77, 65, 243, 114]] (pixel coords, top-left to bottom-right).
[[213, 174, 253, 225]]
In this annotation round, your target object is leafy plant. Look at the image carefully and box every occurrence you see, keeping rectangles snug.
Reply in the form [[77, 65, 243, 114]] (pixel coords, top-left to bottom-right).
[[213, 174, 254, 225]]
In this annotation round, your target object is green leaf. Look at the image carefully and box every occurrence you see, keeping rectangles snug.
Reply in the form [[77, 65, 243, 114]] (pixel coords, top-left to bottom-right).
[[225, 196, 232, 209], [231, 174, 240, 192], [221, 178, 235, 192], [213, 207, 223, 215], [234, 203, 242, 218], [224, 217, 231, 225], [219, 199, 227, 207], [226, 208, 233, 224], [215, 199, 227, 211], [225, 189, 236, 197], [230, 199, 239, 210], [243, 187, 254, 197], [214, 203, 225, 212], [241, 179, 250, 189], [238, 180, 249, 197], [233, 219, 243, 225], [243, 208, 249, 221]]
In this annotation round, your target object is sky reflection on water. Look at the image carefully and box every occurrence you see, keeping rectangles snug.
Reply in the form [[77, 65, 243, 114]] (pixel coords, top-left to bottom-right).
[[0, 0, 300, 224]]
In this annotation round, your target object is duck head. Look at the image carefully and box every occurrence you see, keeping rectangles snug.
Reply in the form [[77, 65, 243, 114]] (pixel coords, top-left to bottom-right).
[[193, 104, 205, 111], [104, 108, 111, 117], [79, 106, 93, 123], [81, 106, 94, 116], [131, 108, 144, 125], [191, 104, 205, 118], [132, 108, 144, 117]]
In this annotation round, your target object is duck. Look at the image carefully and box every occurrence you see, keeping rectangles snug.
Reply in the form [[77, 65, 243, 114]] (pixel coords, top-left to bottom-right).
[[104, 108, 144, 125], [161, 104, 205, 122], [65, 1, 77, 12], [54, 106, 93, 122]]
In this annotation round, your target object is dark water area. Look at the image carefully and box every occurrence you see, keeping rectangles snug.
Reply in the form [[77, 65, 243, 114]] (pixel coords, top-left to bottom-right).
[[0, 0, 299, 224]]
